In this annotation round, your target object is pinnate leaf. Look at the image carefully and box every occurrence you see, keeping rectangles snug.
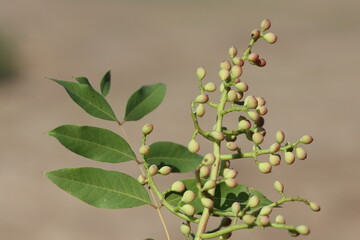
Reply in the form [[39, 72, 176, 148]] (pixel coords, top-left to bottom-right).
[[124, 83, 166, 121], [45, 167, 151, 209], [145, 142, 203, 173], [100, 70, 111, 97], [48, 125, 136, 163], [51, 79, 117, 121]]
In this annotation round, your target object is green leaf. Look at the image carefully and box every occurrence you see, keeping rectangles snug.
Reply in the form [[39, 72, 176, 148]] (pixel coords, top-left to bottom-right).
[[51, 79, 117, 121], [124, 83, 166, 121], [74, 76, 92, 87], [100, 70, 111, 97], [48, 125, 136, 163], [45, 167, 151, 209], [145, 142, 203, 173]]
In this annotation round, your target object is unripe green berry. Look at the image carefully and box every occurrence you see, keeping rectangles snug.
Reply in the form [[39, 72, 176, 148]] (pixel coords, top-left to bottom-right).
[[202, 153, 215, 166], [225, 134, 237, 142], [244, 95, 258, 109], [220, 217, 232, 227], [181, 204, 195, 216], [181, 190, 196, 204], [261, 19, 271, 31], [256, 106, 268, 115], [242, 214, 256, 225], [255, 116, 265, 127], [288, 230, 300, 237], [220, 60, 231, 70], [196, 104, 205, 117], [256, 97, 266, 106], [259, 206, 272, 216], [203, 180, 216, 190], [171, 181, 186, 192], [142, 124, 153, 135], [284, 152, 295, 165], [232, 57, 244, 66], [224, 160, 231, 168], [251, 29, 261, 39], [269, 143, 281, 153], [225, 179, 238, 188], [180, 223, 191, 236], [248, 52, 259, 62], [204, 82, 216, 92], [138, 175, 146, 185], [199, 166, 210, 178], [201, 197, 214, 209], [139, 145, 150, 155], [248, 195, 260, 208], [227, 90, 237, 102], [309, 202, 321, 212], [236, 91, 243, 101], [254, 127, 266, 136], [231, 65, 242, 78], [238, 119, 251, 130], [252, 132, 264, 145], [245, 130, 253, 141], [226, 142, 238, 151], [211, 131, 225, 141], [219, 69, 230, 81], [235, 82, 248, 92], [258, 216, 270, 226], [219, 83, 225, 93], [196, 67, 206, 80], [275, 215, 286, 224], [269, 153, 281, 166], [159, 166, 172, 175], [223, 168, 237, 179], [231, 202, 241, 215], [148, 165, 158, 176], [274, 180, 284, 193], [296, 147, 307, 160], [219, 232, 232, 240], [275, 130, 285, 144], [247, 111, 260, 121], [300, 135, 313, 144], [258, 162, 272, 174], [296, 225, 310, 235], [264, 32, 277, 44], [195, 94, 209, 103], [228, 46, 237, 58], [188, 139, 200, 153]]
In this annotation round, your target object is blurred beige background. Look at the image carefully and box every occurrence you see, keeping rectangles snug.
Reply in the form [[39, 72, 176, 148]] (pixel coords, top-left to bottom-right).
[[1, 0, 359, 239]]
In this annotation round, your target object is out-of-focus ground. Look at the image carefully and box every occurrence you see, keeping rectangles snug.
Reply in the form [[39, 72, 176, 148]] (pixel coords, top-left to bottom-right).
[[0, 0, 359, 239]]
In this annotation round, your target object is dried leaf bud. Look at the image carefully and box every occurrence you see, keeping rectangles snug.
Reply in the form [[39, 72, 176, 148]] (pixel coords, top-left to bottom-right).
[[227, 90, 237, 102], [139, 145, 150, 155], [196, 104, 205, 117], [275, 215, 286, 224], [248, 195, 260, 208], [296, 225, 310, 235], [228, 46, 237, 58], [248, 53, 259, 62], [300, 135, 313, 144], [269, 154, 281, 166], [252, 132, 264, 145], [224, 160, 231, 168], [269, 143, 281, 154], [275, 130, 285, 144], [264, 32, 277, 44], [201, 197, 214, 209], [231, 65, 243, 78], [242, 214, 256, 225], [219, 69, 230, 81], [238, 119, 251, 130], [220, 60, 232, 70], [181, 204, 195, 216], [258, 216, 270, 226], [309, 202, 321, 212], [138, 175, 146, 185], [257, 58, 267, 67], [226, 142, 238, 151], [203, 180, 216, 190], [204, 82, 217, 92], [251, 29, 261, 39], [274, 180, 284, 193], [223, 168, 237, 179], [261, 19, 271, 31], [232, 57, 244, 66], [199, 166, 211, 178], [284, 152, 295, 165], [256, 97, 266, 106], [180, 223, 191, 236], [171, 181, 186, 192], [220, 217, 232, 227], [244, 96, 258, 109], [202, 153, 216, 166], [148, 165, 158, 176], [235, 82, 248, 92], [295, 147, 307, 160], [247, 111, 260, 122], [225, 179, 238, 188], [188, 139, 200, 153], [142, 124, 154, 135], [195, 94, 209, 103], [159, 166, 172, 175], [181, 190, 196, 204], [196, 67, 206, 80], [258, 162, 272, 174], [231, 202, 241, 214], [211, 131, 225, 141], [256, 106, 268, 115]]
